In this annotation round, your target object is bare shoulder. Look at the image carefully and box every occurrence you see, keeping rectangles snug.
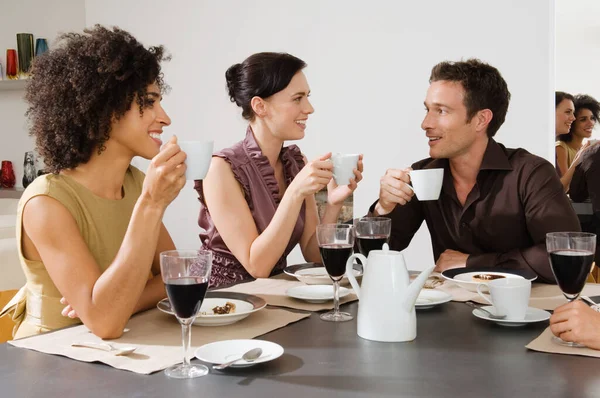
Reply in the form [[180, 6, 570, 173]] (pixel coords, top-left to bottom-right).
[[23, 195, 77, 233]]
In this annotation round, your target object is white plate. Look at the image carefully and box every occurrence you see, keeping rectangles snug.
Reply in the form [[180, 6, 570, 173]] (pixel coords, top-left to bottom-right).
[[157, 292, 266, 327], [472, 306, 551, 327], [286, 285, 351, 303], [415, 289, 452, 309], [441, 268, 537, 293], [195, 339, 284, 368], [285, 265, 362, 286]]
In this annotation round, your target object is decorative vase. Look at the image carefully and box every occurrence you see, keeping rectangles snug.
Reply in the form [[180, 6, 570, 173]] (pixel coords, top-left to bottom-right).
[[6, 49, 18, 80], [16, 33, 34, 79], [23, 151, 36, 188], [0, 161, 16, 188], [35, 38, 48, 57]]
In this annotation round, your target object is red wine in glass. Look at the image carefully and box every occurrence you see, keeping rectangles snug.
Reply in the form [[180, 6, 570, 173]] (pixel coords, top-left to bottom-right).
[[549, 249, 594, 297], [357, 234, 389, 256], [319, 244, 353, 280], [165, 277, 209, 319]]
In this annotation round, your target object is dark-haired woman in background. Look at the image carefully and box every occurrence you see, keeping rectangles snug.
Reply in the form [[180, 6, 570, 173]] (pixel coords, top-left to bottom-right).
[[0, 26, 185, 339], [556, 94, 600, 191], [196, 52, 363, 288]]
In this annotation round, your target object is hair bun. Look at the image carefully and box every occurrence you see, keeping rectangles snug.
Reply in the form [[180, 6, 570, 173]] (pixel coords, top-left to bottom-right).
[[225, 63, 242, 104]]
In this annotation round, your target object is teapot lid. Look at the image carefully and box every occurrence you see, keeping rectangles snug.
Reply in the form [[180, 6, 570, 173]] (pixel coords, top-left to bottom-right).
[[369, 243, 403, 256]]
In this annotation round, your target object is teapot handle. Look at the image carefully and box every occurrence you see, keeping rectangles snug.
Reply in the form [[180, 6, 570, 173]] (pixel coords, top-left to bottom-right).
[[346, 253, 366, 300]]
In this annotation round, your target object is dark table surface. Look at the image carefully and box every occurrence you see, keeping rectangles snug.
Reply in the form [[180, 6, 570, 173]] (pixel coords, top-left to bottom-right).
[[2, 301, 599, 398]]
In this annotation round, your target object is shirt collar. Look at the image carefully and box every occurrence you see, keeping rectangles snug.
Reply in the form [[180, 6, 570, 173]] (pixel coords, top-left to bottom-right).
[[479, 138, 512, 171]]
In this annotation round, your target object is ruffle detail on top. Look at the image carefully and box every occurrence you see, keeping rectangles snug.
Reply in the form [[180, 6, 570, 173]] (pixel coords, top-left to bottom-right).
[[243, 127, 306, 205]]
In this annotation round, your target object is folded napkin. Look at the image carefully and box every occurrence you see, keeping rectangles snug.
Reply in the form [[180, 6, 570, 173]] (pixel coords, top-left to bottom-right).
[[9, 307, 309, 375], [526, 327, 600, 358], [219, 273, 358, 311]]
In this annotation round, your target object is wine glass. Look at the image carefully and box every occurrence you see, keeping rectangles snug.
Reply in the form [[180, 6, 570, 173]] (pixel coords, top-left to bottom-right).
[[160, 250, 212, 378], [316, 223, 355, 322], [546, 232, 596, 347], [355, 217, 391, 256]]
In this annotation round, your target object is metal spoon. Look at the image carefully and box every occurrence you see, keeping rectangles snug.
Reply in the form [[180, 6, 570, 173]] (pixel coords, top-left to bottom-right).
[[213, 347, 263, 370], [71, 341, 137, 356], [465, 302, 507, 319]]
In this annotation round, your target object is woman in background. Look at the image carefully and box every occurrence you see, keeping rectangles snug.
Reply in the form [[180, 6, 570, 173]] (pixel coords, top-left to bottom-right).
[[556, 94, 600, 191], [197, 52, 363, 288]]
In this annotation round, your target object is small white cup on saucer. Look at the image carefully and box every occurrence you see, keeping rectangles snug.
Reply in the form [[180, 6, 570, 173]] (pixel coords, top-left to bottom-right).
[[408, 168, 443, 201], [331, 153, 359, 185], [477, 278, 531, 320], [178, 140, 214, 180]]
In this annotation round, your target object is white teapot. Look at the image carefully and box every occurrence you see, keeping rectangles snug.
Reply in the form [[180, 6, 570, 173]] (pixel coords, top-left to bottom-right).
[[346, 244, 434, 342]]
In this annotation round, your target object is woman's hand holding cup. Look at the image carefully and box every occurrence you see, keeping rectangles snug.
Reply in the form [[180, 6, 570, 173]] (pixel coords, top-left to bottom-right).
[[289, 153, 334, 199], [142, 135, 187, 210]]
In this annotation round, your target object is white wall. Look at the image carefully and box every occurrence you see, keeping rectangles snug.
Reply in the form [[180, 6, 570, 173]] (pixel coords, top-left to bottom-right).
[[85, 0, 555, 270], [556, 0, 600, 140], [0, 0, 86, 187]]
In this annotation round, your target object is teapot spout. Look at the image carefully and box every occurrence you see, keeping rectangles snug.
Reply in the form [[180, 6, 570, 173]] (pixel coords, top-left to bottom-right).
[[402, 266, 435, 312]]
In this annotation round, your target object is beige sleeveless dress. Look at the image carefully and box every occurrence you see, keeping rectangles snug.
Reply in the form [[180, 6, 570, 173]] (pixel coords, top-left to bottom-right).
[[0, 166, 145, 339]]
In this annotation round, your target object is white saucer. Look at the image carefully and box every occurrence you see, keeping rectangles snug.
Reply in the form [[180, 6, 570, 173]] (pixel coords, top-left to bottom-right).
[[415, 289, 452, 309], [195, 339, 284, 369], [472, 306, 551, 327], [286, 285, 350, 303]]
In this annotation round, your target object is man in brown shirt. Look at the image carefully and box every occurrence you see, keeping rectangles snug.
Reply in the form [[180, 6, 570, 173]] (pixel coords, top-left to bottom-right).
[[370, 59, 580, 283]]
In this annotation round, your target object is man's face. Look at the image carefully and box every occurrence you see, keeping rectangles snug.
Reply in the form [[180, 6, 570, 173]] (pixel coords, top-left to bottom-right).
[[421, 80, 479, 159]]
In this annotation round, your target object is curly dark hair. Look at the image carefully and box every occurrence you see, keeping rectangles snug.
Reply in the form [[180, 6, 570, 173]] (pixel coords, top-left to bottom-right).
[[429, 58, 511, 138], [25, 25, 170, 173], [225, 52, 306, 121], [558, 94, 600, 143]]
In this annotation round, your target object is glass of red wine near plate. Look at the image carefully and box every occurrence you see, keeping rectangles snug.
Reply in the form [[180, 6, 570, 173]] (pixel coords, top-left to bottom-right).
[[160, 250, 212, 378], [546, 232, 596, 347], [316, 223, 355, 322]]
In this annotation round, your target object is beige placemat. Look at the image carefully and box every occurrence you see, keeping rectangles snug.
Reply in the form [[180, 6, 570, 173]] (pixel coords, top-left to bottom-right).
[[219, 273, 358, 311], [9, 307, 310, 375], [529, 283, 600, 310], [526, 327, 600, 358]]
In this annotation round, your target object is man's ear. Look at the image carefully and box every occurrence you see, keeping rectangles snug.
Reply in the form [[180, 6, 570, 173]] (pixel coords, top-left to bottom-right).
[[475, 109, 493, 133], [250, 96, 267, 118]]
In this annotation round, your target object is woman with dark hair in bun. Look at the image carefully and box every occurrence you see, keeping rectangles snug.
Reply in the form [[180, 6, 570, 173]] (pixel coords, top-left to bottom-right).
[[1, 26, 185, 339], [196, 52, 363, 288]]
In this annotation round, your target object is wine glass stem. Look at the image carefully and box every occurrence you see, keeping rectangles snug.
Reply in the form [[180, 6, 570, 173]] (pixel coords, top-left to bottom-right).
[[333, 280, 340, 314], [181, 322, 191, 367]]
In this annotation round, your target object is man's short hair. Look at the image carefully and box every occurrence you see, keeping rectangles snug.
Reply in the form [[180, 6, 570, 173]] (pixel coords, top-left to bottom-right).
[[429, 59, 511, 137]]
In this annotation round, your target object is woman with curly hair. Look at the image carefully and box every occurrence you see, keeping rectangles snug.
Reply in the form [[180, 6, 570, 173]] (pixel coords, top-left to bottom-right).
[[196, 52, 363, 288], [556, 94, 600, 191], [0, 25, 186, 339]]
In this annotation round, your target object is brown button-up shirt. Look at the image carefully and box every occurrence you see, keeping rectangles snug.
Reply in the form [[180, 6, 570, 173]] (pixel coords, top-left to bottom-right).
[[370, 139, 581, 283]]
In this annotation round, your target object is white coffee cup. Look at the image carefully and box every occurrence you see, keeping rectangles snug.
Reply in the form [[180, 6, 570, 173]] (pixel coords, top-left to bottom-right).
[[476, 278, 531, 320], [407, 168, 443, 201], [331, 153, 359, 185], [178, 141, 214, 180]]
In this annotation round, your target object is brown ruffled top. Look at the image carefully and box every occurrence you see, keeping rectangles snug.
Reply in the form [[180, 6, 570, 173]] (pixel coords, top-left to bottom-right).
[[195, 127, 306, 288]]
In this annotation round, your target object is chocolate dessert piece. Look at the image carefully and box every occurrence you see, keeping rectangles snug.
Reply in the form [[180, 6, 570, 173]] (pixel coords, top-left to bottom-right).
[[211, 301, 236, 315], [471, 274, 506, 283]]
